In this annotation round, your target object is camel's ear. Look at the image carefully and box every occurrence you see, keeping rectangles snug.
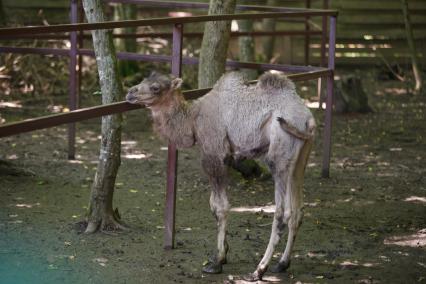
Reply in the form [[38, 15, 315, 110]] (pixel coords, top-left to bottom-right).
[[171, 78, 183, 90]]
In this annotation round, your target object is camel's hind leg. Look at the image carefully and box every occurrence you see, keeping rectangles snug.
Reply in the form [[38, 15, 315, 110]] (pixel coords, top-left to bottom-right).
[[245, 134, 305, 281], [271, 138, 313, 273]]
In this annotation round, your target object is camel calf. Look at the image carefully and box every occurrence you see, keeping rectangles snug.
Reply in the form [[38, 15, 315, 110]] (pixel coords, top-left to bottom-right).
[[126, 71, 315, 281]]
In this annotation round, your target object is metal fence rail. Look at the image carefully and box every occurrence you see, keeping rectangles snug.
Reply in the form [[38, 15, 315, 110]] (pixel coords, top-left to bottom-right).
[[0, 0, 337, 249]]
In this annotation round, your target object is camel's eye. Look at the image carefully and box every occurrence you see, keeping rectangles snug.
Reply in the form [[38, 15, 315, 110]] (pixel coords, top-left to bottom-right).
[[150, 84, 160, 94]]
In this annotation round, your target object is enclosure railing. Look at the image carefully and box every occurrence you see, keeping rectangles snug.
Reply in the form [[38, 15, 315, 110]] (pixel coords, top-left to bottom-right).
[[0, 2, 337, 249], [0, 0, 331, 162]]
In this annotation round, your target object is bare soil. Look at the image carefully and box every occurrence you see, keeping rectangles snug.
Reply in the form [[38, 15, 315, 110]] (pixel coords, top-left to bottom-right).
[[0, 75, 425, 284]]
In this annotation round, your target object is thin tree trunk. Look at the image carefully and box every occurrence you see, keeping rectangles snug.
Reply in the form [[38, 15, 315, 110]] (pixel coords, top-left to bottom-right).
[[401, 0, 422, 94], [198, 0, 237, 88], [114, 3, 138, 77], [82, 0, 125, 233], [0, 0, 6, 26], [262, 0, 279, 62], [238, 1, 257, 80]]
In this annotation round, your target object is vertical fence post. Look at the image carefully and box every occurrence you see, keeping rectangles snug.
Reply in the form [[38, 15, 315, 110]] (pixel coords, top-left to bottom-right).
[[77, 0, 84, 106], [321, 15, 336, 178], [68, 0, 78, 160], [304, 0, 311, 66], [164, 23, 183, 250], [318, 0, 329, 107]]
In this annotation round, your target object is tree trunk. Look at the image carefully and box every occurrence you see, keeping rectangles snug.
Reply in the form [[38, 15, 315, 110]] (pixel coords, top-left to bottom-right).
[[401, 0, 422, 94], [82, 0, 125, 233], [334, 75, 372, 113], [262, 0, 279, 62], [198, 0, 237, 88], [238, 1, 257, 80], [0, 0, 6, 26], [114, 3, 138, 77]]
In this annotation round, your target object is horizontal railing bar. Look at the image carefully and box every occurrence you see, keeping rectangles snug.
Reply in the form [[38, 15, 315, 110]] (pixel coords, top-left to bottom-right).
[[0, 46, 327, 73], [108, 0, 326, 13], [0, 11, 338, 37], [0, 69, 332, 138], [0, 102, 142, 138], [0, 46, 70, 56], [185, 70, 332, 99], [0, 30, 323, 40]]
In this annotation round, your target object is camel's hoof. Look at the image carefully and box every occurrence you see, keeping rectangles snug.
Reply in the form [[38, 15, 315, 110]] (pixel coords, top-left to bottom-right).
[[270, 260, 291, 273], [209, 255, 227, 265], [243, 271, 262, 282], [202, 261, 223, 274]]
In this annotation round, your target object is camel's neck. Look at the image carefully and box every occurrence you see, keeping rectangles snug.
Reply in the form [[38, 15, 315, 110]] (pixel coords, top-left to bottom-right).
[[150, 91, 196, 148]]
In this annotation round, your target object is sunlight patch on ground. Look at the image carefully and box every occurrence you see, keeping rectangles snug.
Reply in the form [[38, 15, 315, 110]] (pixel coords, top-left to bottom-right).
[[168, 11, 192, 17], [121, 140, 152, 159], [231, 204, 275, 214], [404, 196, 426, 203], [307, 251, 327, 258], [15, 203, 40, 208], [122, 140, 138, 146], [384, 88, 408, 95], [0, 101, 22, 108], [226, 274, 283, 283], [337, 197, 353, 203], [384, 229, 426, 248], [340, 260, 379, 268], [123, 153, 151, 159], [305, 101, 326, 109]]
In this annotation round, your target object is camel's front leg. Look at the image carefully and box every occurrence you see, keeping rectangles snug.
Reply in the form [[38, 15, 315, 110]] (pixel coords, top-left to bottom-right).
[[201, 156, 230, 274]]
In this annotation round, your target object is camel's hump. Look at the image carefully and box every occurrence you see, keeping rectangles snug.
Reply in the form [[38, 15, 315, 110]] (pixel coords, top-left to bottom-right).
[[257, 72, 295, 91]]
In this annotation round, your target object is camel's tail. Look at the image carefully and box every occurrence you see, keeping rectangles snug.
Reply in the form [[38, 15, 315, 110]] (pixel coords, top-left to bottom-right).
[[277, 117, 316, 140]]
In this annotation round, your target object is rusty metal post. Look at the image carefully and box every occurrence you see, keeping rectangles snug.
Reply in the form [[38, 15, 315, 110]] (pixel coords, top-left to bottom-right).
[[68, 0, 78, 159], [77, 0, 84, 106], [304, 0, 311, 66], [318, 0, 329, 108], [321, 15, 336, 178], [164, 23, 183, 250]]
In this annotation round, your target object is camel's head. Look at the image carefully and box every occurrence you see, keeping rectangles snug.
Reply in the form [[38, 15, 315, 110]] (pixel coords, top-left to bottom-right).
[[126, 71, 183, 107]]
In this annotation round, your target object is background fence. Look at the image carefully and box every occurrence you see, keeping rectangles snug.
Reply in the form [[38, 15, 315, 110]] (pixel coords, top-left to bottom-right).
[[1, 0, 424, 66]]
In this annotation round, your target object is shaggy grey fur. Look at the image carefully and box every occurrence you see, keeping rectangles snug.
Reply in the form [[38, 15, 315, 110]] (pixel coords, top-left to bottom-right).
[[126, 71, 315, 281]]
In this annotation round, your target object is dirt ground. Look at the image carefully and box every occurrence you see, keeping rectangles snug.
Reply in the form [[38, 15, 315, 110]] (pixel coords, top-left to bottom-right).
[[0, 73, 425, 284]]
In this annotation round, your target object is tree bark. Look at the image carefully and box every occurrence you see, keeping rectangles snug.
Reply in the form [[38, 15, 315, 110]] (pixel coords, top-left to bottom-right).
[[0, 0, 6, 26], [401, 0, 422, 94], [82, 0, 125, 233], [238, 2, 257, 80], [262, 0, 279, 62], [198, 0, 237, 88], [114, 3, 138, 77]]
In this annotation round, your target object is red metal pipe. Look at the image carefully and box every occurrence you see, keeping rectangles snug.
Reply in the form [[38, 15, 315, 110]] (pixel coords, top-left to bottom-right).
[[68, 0, 78, 160], [318, 0, 329, 106], [321, 15, 336, 178], [0, 102, 141, 138], [0, 46, 327, 73], [0, 11, 338, 37], [0, 30, 322, 40], [304, 0, 311, 66], [0, 69, 331, 138], [164, 23, 183, 250]]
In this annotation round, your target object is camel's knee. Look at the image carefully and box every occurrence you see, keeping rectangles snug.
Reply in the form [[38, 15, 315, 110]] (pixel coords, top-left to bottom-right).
[[285, 209, 304, 229], [210, 192, 229, 221]]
